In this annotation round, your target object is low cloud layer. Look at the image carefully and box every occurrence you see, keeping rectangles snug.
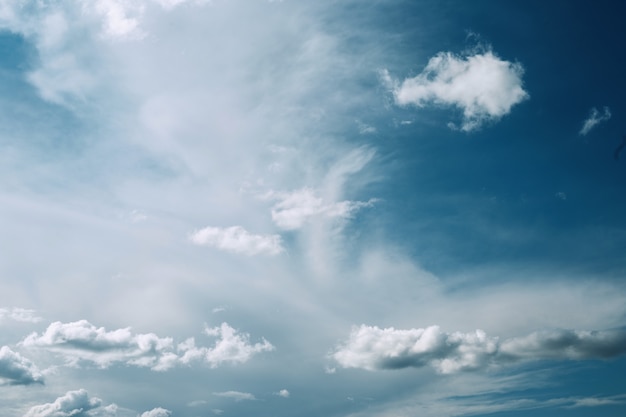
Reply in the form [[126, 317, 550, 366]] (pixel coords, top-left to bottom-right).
[[579, 106, 611, 135], [21, 320, 273, 371], [385, 50, 528, 131], [0, 346, 43, 386], [189, 226, 284, 256], [332, 325, 626, 373]]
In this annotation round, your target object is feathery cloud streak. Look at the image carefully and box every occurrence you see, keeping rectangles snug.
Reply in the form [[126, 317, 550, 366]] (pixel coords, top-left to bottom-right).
[[579, 106, 611, 135]]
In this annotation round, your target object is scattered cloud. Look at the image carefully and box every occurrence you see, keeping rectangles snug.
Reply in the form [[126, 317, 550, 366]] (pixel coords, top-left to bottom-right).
[[213, 391, 256, 401], [0, 346, 44, 386], [139, 407, 172, 417], [265, 188, 376, 230], [275, 389, 290, 398], [384, 49, 528, 131], [555, 191, 567, 201], [332, 325, 626, 373], [21, 320, 273, 370], [579, 106, 611, 135], [189, 226, 284, 256], [178, 322, 275, 368], [0, 307, 42, 323], [23, 389, 117, 417]]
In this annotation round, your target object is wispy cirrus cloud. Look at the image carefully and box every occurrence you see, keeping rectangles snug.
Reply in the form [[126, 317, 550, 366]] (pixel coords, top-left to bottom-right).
[[21, 320, 273, 370], [0, 307, 42, 323], [332, 325, 626, 373], [383, 48, 528, 131], [189, 226, 284, 256], [579, 106, 611, 135], [213, 391, 256, 402], [0, 346, 43, 386]]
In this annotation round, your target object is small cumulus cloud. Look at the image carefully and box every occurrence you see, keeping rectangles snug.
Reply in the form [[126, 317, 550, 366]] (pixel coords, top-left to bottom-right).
[[213, 391, 257, 401], [384, 48, 528, 131], [139, 407, 172, 417], [23, 389, 117, 417], [0, 346, 44, 386], [275, 389, 290, 398], [332, 325, 626, 373], [579, 106, 611, 136], [189, 226, 284, 256], [555, 192, 567, 201]]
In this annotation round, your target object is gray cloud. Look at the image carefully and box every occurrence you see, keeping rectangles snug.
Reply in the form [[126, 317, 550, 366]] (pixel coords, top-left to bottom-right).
[[0, 346, 43, 386], [21, 320, 273, 370], [332, 325, 626, 373]]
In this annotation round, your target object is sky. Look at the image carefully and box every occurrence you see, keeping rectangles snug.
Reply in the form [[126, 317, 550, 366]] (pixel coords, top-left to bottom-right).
[[1, 0, 626, 416]]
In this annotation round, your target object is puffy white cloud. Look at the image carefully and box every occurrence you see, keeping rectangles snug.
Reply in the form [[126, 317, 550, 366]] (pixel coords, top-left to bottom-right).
[[21, 320, 273, 370], [266, 188, 376, 230], [0, 307, 42, 323], [178, 322, 275, 368], [332, 325, 497, 374], [387, 50, 528, 131], [213, 391, 256, 401], [139, 407, 172, 417], [275, 389, 290, 398], [0, 346, 43, 386], [579, 106, 611, 135], [23, 389, 117, 417], [189, 226, 284, 256], [332, 325, 626, 373]]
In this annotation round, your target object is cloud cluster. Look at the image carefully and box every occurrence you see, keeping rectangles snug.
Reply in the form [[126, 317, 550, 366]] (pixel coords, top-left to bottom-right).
[[23, 389, 117, 417], [0, 307, 42, 323], [189, 226, 284, 256], [21, 320, 273, 370], [332, 325, 626, 373], [0, 346, 43, 386], [385, 50, 528, 131], [579, 106, 611, 135]]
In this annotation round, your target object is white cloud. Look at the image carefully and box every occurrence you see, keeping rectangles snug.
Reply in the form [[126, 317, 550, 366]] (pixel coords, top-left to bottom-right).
[[139, 407, 172, 417], [266, 188, 376, 230], [0, 346, 43, 386], [275, 389, 290, 398], [0, 307, 42, 323], [178, 322, 275, 368], [189, 226, 284, 256], [23, 389, 117, 417], [213, 391, 256, 401], [21, 320, 273, 370], [387, 50, 528, 131], [579, 106, 611, 135], [332, 325, 626, 373]]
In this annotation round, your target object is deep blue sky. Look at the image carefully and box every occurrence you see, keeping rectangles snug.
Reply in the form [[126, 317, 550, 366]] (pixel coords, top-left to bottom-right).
[[0, 1, 625, 417]]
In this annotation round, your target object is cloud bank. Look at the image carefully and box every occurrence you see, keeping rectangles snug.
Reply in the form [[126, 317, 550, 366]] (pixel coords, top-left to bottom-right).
[[386, 50, 528, 131], [0, 346, 43, 386], [0, 307, 42, 323], [332, 325, 626, 373], [21, 320, 273, 370], [579, 106, 611, 135]]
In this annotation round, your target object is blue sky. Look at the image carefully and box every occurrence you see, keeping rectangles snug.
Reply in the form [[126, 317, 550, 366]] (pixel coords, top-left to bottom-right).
[[1, 1, 626, 416]]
